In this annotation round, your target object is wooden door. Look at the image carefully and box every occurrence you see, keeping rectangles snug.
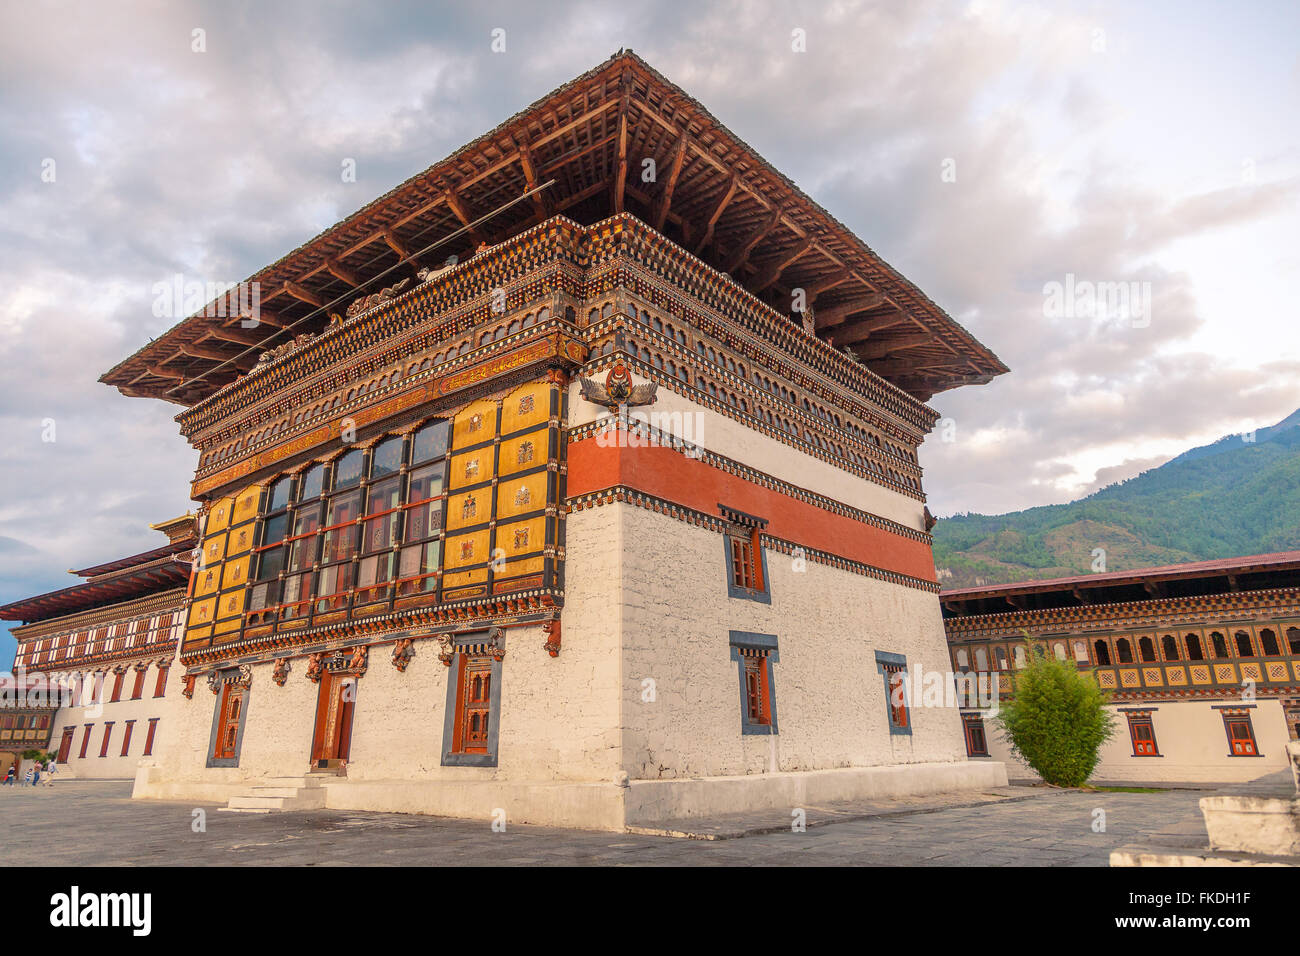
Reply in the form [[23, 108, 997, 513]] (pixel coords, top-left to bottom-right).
[[310, 672, 355, 764], [214, 683, 245, 760], [56, 727, 74, 763]]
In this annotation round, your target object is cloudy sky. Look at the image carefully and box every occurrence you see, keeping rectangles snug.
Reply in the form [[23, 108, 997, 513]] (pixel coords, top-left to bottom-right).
[[2, 0, 1297, 660]]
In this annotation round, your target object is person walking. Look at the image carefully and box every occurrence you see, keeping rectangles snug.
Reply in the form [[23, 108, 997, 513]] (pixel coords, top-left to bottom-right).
[[31, 764, 41, 787], [23, 767, 33, 787], [3, 765, 14, 786]]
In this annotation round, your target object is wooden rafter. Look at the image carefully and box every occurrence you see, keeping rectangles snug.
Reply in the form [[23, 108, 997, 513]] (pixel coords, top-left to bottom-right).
[[724, 205, 784, 274], [324, 259, 363, 288], [834, 314, 911, 347], [653, 133, 688, 229], [814, 295, 890, 330], [440, 188, 483, 246], [694, 172, 739, 254], [752, 237, 813, 291], [283, 280, 326, 309], [853, 332, 935, 361]]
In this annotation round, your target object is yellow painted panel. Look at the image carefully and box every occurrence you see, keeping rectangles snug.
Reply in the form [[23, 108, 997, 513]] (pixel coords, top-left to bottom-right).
[[496, 516, 546, 559], [1119, 668, 1140, 688], [221, 554, 251, 591], [1213, 663, 1237, 683], [497, 431, 545, 477], [1096, 669, 1117, 688], [194, 564, 223, 598], [1190, 665, 1212, 685], [226, 522, 256, 557], [452, 398, 499, 450], [444, 529, 491, 570], [1165, 667, 1187, 685], [1293, 661, 1300, 681], [1141, 668, 1163, 686], [185, 625, 213, 643], [1239, 663, 1263, 682], [494, 555, 545, 579], [206, 496, 236, 534], [500, 381, 551, 435], [216, 590, 245, 621], [231, 485, 262, 526], [442, 567, 488, 589], [189, 597, 217, 628], [202, 533, 227, 566], [213, 618, 242, 638], [448, 448, 493, 490], [496, 472, 548, 520], [446, 489, 489, 532]]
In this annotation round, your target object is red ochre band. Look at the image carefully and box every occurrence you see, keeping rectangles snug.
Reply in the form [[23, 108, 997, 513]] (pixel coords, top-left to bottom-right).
[[566, 435, 938, 584]]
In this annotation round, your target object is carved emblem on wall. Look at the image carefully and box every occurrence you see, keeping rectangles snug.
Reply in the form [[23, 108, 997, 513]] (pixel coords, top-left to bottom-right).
[[468, 412, 484, 433], [251, 332, 316, 371], [465, 458, 480, 480], [579, 362, 657, 412], [516, 440, 534, 465], [462, 495, 477, 520], [391, 638, 415, 672], [488, 627, 506, 662], [518, 395, 534, 415], [305, 652, 326, 683], [514, 486, 531, 507], [437, 635, 455, 667], [460, 540, 475, 561], [206, 671, 221, 695], [513, 527, 530, 550], [272, 658, 290, 687], [346, 644, 369, 677], [181, 674, 197, 700], [542, 618, 561, 658], [236, 665, 253, 688]]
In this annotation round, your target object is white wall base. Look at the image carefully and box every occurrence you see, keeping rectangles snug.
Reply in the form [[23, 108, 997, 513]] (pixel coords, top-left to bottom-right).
[[132, 759, 1007, 831]]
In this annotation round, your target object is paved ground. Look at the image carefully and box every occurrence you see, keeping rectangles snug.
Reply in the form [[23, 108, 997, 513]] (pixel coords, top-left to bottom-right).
[[0, 780, 1211, 866]]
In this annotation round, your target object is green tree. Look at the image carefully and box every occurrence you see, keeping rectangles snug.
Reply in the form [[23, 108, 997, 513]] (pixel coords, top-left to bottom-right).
[[994, 636, 1116, 786]]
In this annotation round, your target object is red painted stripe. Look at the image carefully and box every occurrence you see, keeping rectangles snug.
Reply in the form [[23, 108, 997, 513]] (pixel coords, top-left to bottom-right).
[[567, 435, 937, 583]]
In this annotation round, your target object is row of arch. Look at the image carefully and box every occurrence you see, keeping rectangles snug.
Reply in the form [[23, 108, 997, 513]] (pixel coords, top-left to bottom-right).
[[956, 626, 1300, 671]]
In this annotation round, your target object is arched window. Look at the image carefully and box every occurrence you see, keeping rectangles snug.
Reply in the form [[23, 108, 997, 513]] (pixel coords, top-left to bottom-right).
[[1116, 638, 1133, 663], [536, 307, 550, 322], [1139, 636, 1156, 662], [1289, 627, 1300, 654], [1013, 646, 1027, 668], [975, 648, 989, 670], [956, 649, 969, 671], [1234, 631, 1254, 657], [1186, 633, 1204, 660], [1260, 628, 1279, 656], [1093, 640, 1111, 666], [1162, 635, 1179, 661], [995, 646, 1008, 670], [1210, 632, 1228, 659], [1053, 643, 1067, 661], [1073, 641, 1089, 663]]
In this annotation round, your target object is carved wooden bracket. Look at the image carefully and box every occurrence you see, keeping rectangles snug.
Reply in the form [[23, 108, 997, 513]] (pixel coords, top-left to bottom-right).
[[272, 658, 290, 687], [391, 639, 415, 672], [305, 652, 326, 683], [542, 618, 561, 658], [181, 674, 196, 700]]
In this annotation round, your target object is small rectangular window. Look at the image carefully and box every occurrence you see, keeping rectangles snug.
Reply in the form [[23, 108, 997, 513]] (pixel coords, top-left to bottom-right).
[[98, 722, 114, 758], [109, 671, 125, 703], [130, 668, 146, 700], [78, 724, 93, 759], [1223, 713, 1259, 756], [120, 720, 135, 756], [876, 652, 911, 735], [154, 666, 169, 699], [962, 715, 988, 756], [143, 718, 160, 756], [451, 654, 494, 755], [1126, 713, 1159, 756]]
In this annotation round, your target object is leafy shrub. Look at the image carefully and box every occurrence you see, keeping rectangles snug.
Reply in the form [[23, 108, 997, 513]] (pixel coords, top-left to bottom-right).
[[995, 636, 1116, 786]]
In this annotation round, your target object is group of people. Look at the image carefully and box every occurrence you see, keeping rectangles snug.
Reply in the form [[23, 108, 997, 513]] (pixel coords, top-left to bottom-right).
[[3, 760, 55, 787]]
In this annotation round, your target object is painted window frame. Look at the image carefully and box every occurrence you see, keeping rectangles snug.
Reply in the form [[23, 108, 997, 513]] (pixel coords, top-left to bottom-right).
[[1216, 706, 1262, 757], [1122, 709, 1160, 757], [441, 632, 504, 768], [875, 651, 911, 736], [961, 713, 989, 756], [206, 671, 250, 768], [728, 631, 779, 735]]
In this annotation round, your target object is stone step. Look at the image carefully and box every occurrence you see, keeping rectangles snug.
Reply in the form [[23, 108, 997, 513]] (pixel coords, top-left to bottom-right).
[[249, 786, 306, 798], [227, 795, 295, 810]]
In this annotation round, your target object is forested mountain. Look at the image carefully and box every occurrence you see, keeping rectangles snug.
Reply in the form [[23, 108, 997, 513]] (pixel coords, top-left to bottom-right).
[[932, 409, 1300, 588]]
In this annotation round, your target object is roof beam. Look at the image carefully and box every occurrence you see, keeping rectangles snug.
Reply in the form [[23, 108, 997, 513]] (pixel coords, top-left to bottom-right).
[[203, 325, 275, 347], [694, 173, 739, 255], [724, 205, 783, 274], [283, 280, 326, 309], [440, 189, 483, 246], [832, 313, 910, 346], [652, 133, 688, 230], [179, 341, 254, 367], [324, 259, 364, 288], [611, 79, 631, 214], [869, 356, 973, 376], [752, 238, 813, 291], [814, 294, 890, 330], [515, 138, 552, 217], [145, 364, 186, 382], [803, 269, 853, 301], [853, 332, 935, 361]]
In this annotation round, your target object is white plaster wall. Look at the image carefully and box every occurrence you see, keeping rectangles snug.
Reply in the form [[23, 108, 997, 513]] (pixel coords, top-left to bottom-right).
[[568, 378, 926, 531], [982, 699, 1294, 784], [147, 504, 625, 790], [50, 668, 184, 780], [615, 503, 966, 780]]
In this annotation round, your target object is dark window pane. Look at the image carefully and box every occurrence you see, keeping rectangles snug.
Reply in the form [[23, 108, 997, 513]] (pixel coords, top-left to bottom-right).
[[298, 464, 324, 501], [334, 451, 364, 490], [371, 438, 403, 478], [262, 514, 288, 546], [257, 547, 285, 582], [268, 478, 291, 512], [412, 421, 450, 463]]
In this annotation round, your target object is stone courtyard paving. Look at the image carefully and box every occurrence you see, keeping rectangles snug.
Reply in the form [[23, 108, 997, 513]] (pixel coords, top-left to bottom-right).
[[0, 780, 1209, 866]]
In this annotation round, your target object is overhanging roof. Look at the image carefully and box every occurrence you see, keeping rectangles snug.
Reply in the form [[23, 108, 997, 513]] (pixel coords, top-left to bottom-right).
[[101, 50, 1006, 407]]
